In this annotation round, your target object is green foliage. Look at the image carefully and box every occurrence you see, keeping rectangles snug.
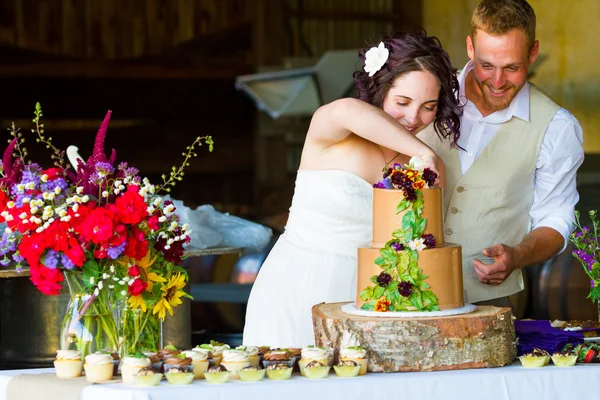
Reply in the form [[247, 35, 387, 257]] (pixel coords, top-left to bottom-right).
[[361, 183, 439, 312]]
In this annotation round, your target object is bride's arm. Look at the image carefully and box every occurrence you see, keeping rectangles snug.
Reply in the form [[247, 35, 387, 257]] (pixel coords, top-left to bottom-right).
[[306, 97, 436, 159]]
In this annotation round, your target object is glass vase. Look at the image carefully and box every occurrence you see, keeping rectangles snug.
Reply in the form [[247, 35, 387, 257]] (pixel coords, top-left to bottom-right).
[[60, 271, 119, 359], [120, 306, 163, 357]]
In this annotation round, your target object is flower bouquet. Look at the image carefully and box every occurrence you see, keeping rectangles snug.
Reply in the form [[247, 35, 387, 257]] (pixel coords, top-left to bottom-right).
[[571, 210, 600, 306], [0, 103, 213, 357], [360, 158, 439, 312]]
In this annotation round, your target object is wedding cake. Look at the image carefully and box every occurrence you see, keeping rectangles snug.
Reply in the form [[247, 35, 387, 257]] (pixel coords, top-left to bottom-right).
[[355, 161, 464, 312]]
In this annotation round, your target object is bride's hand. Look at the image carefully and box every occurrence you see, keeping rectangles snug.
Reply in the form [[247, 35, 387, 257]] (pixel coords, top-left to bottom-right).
[[421, 154, 445, 188]]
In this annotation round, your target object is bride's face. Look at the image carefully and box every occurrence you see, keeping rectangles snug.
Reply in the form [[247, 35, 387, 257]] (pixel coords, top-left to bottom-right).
[[382, 70, 440, 135]]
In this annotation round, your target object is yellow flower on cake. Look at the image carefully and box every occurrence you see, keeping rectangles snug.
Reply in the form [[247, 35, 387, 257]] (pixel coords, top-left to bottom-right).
[[374, 299, 390, 312], [153, 272, 187, 320], [412, 179, 425, 190]]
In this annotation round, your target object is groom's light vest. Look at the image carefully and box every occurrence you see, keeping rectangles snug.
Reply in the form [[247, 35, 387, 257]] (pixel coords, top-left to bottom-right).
[[417, 84, 560, 303]]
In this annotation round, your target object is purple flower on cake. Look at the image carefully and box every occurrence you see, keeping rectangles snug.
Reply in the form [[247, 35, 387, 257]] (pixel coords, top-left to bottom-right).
[[391, 242, 404, 251], [407, 238, 426, 252], [421, 234, 436, 249], [422, 168, 437, 188], [398, 281, 413, 297], [376, 272, 392, 287]]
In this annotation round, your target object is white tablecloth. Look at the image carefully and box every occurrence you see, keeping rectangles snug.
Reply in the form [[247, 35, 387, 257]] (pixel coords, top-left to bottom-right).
[[1, 363, 599, 400]]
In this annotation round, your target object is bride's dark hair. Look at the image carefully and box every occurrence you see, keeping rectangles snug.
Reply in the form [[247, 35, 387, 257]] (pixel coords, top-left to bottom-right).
[[353, 30, 463, 147]]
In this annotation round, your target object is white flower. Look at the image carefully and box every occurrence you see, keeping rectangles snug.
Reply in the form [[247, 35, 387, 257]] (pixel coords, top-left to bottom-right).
[[364, 42, 389, 77], [408, 238, 426, 252], [76, 187, 84, 194], [102, 191, 109, 198], [409, 156, 425, 171]]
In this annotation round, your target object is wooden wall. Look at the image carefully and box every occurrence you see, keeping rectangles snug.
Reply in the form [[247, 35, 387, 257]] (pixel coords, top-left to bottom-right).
[[0, 0, 422, 220]]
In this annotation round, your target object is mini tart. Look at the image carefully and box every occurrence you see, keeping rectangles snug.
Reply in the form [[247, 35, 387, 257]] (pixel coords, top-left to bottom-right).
[[551, 353, 577, 367], [303, 360, 330, 379], [204, 365, 231, 384], [133, 368, 163, 387], [519, 349, 550, 368], [265, 363, 292, 380], [238, 366, 266, 382], [334, 360, 361, 377], [165, 370, 194, 385]]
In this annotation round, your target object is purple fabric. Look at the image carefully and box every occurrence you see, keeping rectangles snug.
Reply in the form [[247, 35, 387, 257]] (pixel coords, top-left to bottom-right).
[[514, 320, 584, 356]]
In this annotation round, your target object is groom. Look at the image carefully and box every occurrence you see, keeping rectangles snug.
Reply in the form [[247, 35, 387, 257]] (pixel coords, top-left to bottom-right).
[[418, 0, 584, 306]]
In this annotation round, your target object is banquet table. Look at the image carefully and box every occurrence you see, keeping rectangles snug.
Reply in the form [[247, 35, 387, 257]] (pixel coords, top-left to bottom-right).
[[0, 363, 598, 400]]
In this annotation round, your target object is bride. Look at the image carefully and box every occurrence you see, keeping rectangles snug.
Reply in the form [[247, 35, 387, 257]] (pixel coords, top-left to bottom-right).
[[243, 31, 463, 348]]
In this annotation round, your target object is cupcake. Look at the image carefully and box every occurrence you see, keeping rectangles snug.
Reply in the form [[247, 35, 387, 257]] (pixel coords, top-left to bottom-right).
[[164, 355, 194, 385], [298, 346, 329, 376], [54, 350, 83, 379], [204, 364, 231, 384], [220, 349, 251, 380], [339, 346, 368, 375], [159, 344, 181, 359], [265, 362, 293, 380], [84, 353, 114, 382], [183, 350, 209, 379], [133, 367, 163, 387], [333, 360, 361, 377], [120, 355, 151, 384], [108, 352, 120, 376], [262, 349, 295, 369], [519, 348, 550, 368], [209, 341, 230, 365], [303, 360, 330, 379], [236, 346, 260, 368], [238, 365, 266, 382], [143, 351, 164, 372]]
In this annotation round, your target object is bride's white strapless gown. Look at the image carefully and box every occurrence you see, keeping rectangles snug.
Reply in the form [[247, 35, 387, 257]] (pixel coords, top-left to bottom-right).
[[243, 170, 373, 348]]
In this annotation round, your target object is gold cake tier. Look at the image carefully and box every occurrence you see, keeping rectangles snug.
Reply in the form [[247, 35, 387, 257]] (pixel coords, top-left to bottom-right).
[[356, 243, 464, 310], [371, 187, 445, 248]]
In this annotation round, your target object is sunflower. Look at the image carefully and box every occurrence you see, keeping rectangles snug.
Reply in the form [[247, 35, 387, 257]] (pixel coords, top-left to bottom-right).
[[117, 250, 166, 292], [128, 292, 147, 312], [152, 273, 187, 320]]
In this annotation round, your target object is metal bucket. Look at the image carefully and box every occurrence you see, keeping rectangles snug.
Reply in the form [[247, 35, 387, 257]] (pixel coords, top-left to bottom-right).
[[0, 276, 191, 370]]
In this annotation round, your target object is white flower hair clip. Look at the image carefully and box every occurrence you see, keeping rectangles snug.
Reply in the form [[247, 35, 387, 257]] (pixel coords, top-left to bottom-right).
[[364, 42, 389, 77]]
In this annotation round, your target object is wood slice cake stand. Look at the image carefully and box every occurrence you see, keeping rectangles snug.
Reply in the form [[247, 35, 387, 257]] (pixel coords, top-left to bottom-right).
[[312, 302, 517, 372]]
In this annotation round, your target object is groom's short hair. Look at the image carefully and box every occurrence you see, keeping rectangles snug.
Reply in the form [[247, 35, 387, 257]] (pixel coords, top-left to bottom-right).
[[471, 0, 536, 50]]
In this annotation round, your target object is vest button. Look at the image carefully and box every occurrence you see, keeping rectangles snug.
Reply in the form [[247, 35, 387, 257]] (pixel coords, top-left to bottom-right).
[[451, 207, 459, 214], [445, 228, 453, 235], [456, 186, 465, 193]]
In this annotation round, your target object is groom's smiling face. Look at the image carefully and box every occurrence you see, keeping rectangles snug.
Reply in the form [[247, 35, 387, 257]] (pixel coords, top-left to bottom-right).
[[467, 28, 538, 112]]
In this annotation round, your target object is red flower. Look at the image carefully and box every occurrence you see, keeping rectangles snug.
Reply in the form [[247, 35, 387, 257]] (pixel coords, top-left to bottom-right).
[[43, 167, 64, 181], [64, 238, 85, 267], [0, 190, 8, 223], [94, 246, 108, 259], [124, 227, 149, 260], [6, 204, 34, 234], [79, 207, 115, 244], [114, 186, 148, 225], [147, 213, 160, 231], [29, 263, 64, 295], [128, 278, 147, 296], [128, 265, 141, 277]]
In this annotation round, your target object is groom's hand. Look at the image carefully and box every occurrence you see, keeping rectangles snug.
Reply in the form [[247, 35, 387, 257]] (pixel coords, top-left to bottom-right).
[[473, 243, 522, 285]]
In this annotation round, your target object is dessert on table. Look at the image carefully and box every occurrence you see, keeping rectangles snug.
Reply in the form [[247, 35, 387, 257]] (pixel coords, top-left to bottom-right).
[[54, 350, 83, 379]]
